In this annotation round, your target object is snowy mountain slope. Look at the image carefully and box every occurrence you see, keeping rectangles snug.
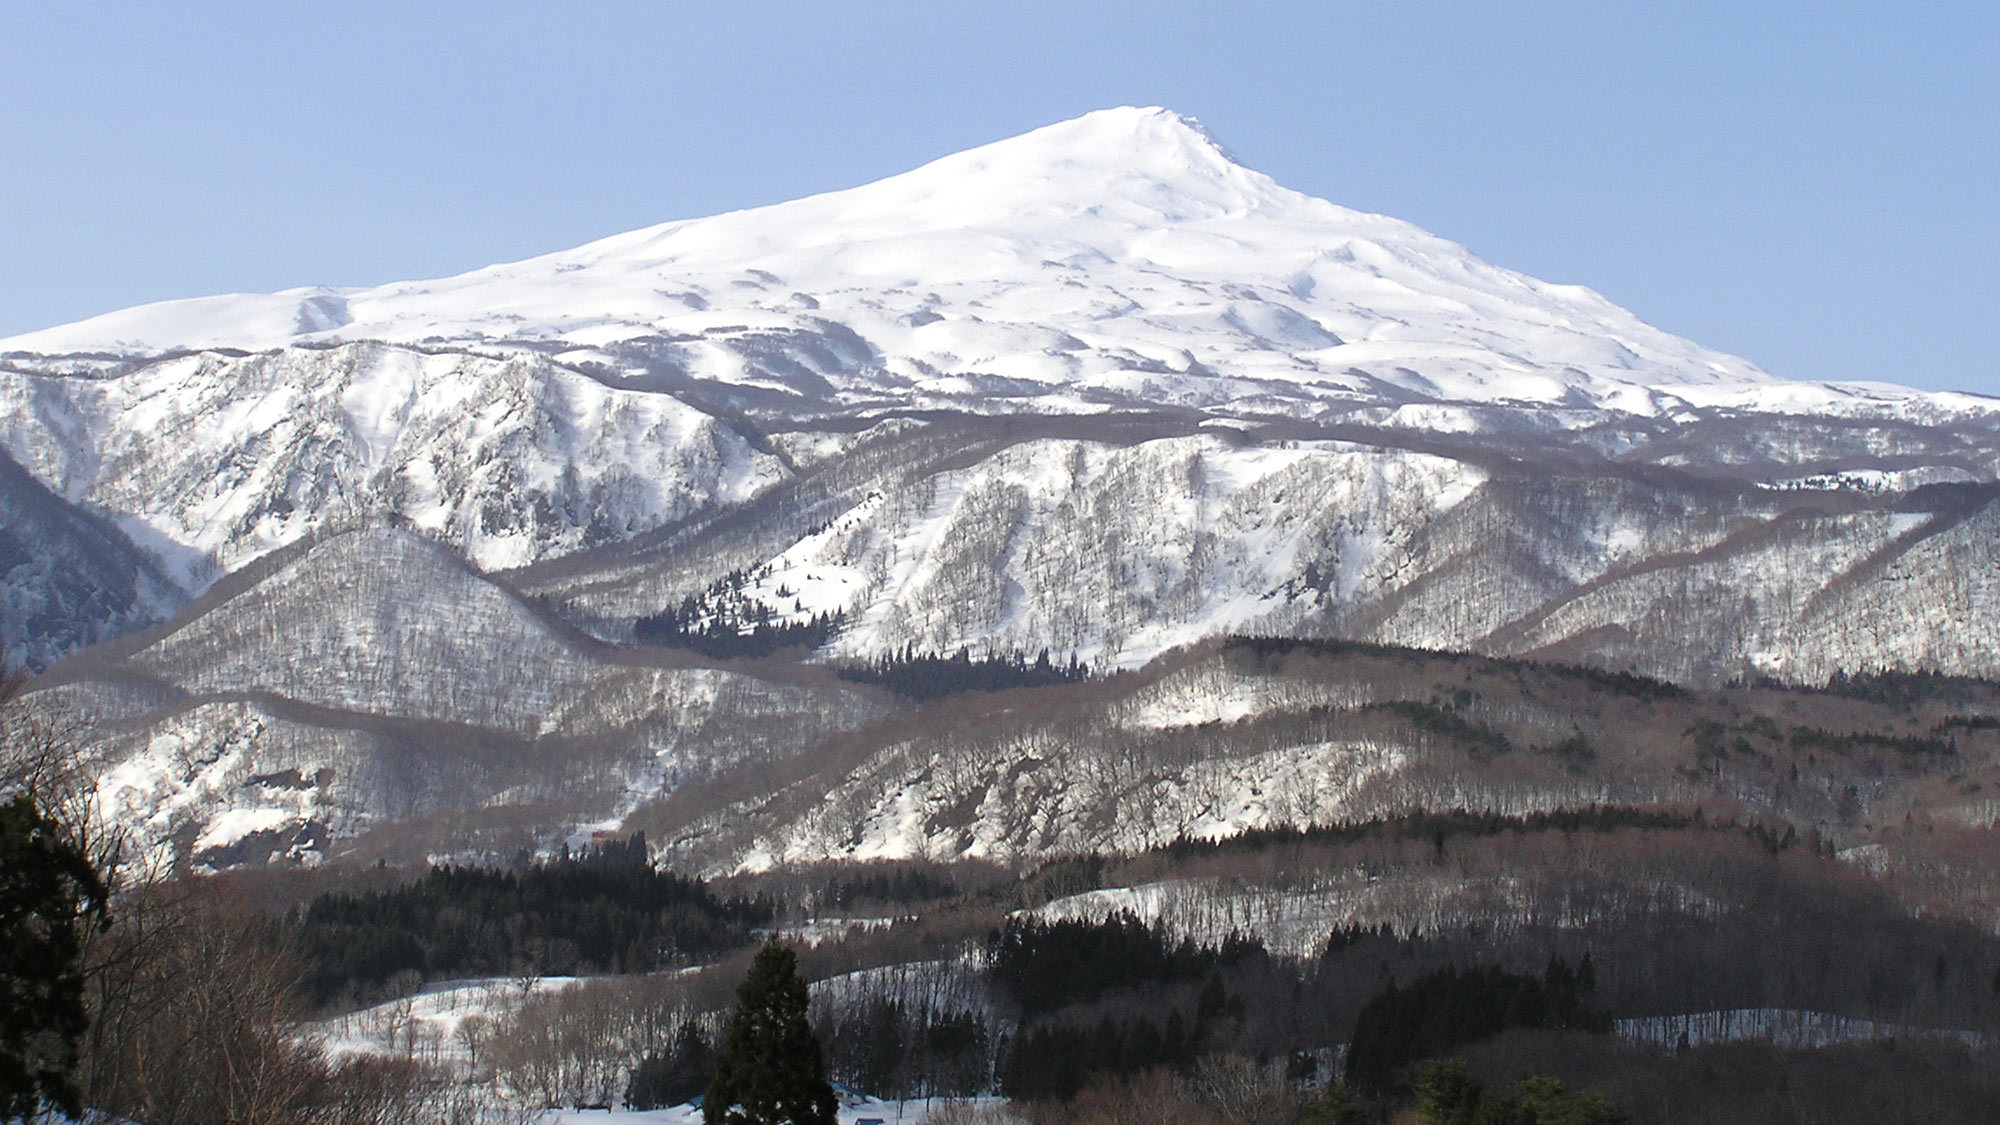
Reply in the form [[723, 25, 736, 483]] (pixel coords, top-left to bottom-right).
[[506, 414, 1999, 685], [0, 342, 783, 585], [6, 107, 1960, 422], [126, 528, 610, 732], [675, 433, 1484, 666], [0, 107, 1991, 679], [24, 491, 2000, 873]]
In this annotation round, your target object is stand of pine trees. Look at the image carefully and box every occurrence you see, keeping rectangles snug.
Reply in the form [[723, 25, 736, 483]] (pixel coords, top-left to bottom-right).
[[627, 1022, 716, 1111], [296, 836, 770, 1006], [1345, 959, 1609, 1094], [822, 997, 989, 1101], [837, 646, 1087, 699], [989, 911, 1265, 1019], [634, 574, 844, 659]]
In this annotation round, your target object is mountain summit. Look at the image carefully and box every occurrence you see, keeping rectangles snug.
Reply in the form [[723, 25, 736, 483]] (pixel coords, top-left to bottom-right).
[[1, 106, 1862, 417]]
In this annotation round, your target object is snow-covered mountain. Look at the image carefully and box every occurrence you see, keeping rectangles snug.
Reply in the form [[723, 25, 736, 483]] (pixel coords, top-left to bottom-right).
[[6, 106, 1999, 867], [11, 107, 1986, 421]]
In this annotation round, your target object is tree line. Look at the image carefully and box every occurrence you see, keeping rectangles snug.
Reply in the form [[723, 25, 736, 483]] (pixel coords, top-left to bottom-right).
[[295, 835, 770, 1007], [836, 646, 1088, 699], [1344, 959, 1608, 1094], [989, 911, 1264, 1019], [1158, 806, 1708, 862]]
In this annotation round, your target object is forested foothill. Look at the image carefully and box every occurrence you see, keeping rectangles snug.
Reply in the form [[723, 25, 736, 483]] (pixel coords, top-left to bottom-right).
[[234, 809, 2000, 1118], [613, 634, 2000, 896], [15, 809, 2000, 1121], [11, 640, 2000, 1123]]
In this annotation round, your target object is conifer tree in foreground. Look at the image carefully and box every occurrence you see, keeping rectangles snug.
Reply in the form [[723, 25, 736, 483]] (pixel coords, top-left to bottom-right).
[[0, 794, 109, 1120], [704, 938, 837, 1125]]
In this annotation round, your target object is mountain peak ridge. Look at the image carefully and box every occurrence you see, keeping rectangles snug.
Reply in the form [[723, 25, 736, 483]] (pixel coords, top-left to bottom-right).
[[570, 105, 1299, 270], [5, 106, 1938, 417], [900, 105, 1256, 192], [0, 107, 1424, 360]]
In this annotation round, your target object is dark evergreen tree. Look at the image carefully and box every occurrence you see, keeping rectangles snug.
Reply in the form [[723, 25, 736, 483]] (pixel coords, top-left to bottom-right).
[[629, 1021, 716, 1110], [704, 939, 837, 1125], [0, 794, 109, 1120]]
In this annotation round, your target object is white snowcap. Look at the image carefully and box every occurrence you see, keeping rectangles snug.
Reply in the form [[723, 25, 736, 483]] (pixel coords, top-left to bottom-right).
[[12, 105, 1956, 415]]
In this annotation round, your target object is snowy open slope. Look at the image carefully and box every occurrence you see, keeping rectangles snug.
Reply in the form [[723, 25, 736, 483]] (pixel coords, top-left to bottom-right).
[[6, 106, 1947, 419]]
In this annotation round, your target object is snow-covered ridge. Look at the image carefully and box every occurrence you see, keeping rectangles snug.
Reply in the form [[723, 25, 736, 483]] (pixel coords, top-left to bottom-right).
[[11, 106, 1970, 419], [0, 342, 783, 585]]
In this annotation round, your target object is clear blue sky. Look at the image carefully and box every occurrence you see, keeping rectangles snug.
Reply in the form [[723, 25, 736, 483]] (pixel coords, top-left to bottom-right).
[[3, 2, 1995, 395]]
